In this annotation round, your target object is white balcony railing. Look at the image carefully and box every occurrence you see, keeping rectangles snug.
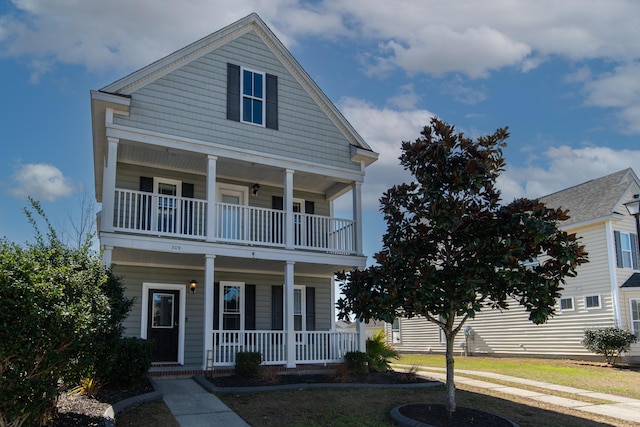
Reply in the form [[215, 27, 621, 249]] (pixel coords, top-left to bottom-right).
[[112, 189, 356, 253], [211, 330, 359, 366]]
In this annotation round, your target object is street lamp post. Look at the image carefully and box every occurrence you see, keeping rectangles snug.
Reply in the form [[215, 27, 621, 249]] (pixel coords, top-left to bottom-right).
[[624, 194, 640, 243]]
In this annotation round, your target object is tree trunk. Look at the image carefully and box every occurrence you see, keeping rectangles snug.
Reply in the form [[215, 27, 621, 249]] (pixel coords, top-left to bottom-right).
[[445, 330, 456, 415]]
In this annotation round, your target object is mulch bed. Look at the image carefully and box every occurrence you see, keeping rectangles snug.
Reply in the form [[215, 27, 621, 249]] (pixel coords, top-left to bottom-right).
[[51, 379, 154, 426], [397, 403, 517, 427], [209, 370, 436, 388]]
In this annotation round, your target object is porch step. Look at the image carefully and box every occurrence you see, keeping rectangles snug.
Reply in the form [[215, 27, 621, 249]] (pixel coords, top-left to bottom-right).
[[148, 365, 204, 378]]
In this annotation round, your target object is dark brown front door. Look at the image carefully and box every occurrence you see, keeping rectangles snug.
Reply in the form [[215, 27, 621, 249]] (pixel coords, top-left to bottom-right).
[[147, 289, 179, 362]]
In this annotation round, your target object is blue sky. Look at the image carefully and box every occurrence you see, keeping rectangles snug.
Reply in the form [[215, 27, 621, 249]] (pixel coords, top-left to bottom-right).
[[1, 1, 640, 261]]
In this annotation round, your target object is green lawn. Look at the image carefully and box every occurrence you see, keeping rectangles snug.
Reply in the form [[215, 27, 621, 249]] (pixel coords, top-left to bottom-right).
[[397, 354, 640, 399]]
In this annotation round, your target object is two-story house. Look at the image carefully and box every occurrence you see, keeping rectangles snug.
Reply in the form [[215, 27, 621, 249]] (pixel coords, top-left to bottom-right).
[[388, 168, 640, 363], [90, 13, 378, 372]]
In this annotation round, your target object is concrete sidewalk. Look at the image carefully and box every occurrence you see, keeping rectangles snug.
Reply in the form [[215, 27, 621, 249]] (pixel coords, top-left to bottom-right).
[[153, 378, 250, 427], [394, 364, 640, 425]]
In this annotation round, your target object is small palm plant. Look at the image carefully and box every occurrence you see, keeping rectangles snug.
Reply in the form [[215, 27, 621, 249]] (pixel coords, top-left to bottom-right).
[[366, 330, 399, 372]]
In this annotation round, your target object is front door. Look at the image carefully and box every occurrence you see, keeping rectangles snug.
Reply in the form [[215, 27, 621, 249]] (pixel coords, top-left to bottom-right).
[[147, 289, 180, 363]]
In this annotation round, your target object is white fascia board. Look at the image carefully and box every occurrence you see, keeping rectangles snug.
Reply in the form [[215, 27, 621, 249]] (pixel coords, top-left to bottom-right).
[[106, 124, 365, 182], [558, 213, 625, 232], [350, 145, 378, 167], [99, 233, 367, 268]]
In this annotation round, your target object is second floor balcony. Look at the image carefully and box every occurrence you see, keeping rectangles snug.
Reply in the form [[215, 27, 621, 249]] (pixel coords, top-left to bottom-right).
[[111, 188, 356, 254]]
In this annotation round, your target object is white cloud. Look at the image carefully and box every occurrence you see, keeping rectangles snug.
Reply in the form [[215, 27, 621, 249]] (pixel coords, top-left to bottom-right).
[[499, 145, 640, 201], [338, 97, 435, 209], [9, 163, 73, 201]]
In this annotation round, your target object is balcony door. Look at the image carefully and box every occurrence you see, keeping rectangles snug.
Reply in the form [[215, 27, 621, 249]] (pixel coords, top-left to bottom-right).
[[217, 183, 248, 241], [154, 178, 181, 234]]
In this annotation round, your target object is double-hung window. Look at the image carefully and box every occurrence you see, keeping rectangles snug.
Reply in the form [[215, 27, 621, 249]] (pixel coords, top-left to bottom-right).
[[615, 231, 639, 269], [631, 299, 640, 337], [294, 286, 305, 331], [242, 68, 265, 126]]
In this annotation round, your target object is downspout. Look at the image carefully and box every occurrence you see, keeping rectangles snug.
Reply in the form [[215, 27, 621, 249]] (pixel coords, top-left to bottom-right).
[[605, 221, 622, 326]]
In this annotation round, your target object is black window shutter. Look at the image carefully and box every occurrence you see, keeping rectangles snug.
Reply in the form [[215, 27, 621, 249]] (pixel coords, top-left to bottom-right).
[[615, 231, 623, 268], [632, 234, 639, 270], [272, 196, 283, 210], [306, 287, 316, 331], [182, 183, 194, 198], [139, 176, 153, 192], [271, 285, 283, 330], [181, 183, 195, 235], [138, 177, 153, 230], [213, 282, 220, 330], [272, 196, 284, 244], [266, 74, 278, 130], [245, 284, 256, 330], [304, 201, 314, 214], [227, 63, 240, 122]]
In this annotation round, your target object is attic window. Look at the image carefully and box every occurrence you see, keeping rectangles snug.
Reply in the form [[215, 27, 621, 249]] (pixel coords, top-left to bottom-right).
[[227, 63, 278, 130], [242, 68, 264, 125]]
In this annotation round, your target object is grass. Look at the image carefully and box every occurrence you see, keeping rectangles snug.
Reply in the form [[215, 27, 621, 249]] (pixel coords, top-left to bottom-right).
[[116, 399, 179, 427], [397, 354, 640, 399], [116, 356, 640, 426]]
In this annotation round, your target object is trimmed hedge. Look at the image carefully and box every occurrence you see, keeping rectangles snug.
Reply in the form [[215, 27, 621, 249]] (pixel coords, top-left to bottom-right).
[[236, 352, 262, 378]]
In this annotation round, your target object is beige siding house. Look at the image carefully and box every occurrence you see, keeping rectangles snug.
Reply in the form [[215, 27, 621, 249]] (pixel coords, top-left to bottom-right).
[[90, 14, 378, 371], [389, 169, 640, 363]]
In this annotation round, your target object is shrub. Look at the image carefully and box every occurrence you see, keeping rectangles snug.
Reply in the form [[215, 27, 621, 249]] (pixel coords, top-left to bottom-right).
[[344, 351, 368, 374], [235, 352, 262, 378], [582, 327, 638, 365], [366, 330, 399, 372], [102, 337, 153, 386], [0, 200, 133, 426]]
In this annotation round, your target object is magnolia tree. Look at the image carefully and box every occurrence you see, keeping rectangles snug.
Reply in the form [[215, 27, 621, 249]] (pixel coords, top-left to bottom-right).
[[336, 118, 588, 415]]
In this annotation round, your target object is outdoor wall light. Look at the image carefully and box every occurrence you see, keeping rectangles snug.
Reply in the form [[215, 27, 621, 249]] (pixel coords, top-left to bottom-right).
[[189, 279, 197, 294], [252, 183, 260, 196]]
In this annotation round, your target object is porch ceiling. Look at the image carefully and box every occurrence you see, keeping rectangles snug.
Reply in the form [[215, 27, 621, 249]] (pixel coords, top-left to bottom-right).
[[117, 140, 352, 198], [111, 247, 351, 277]]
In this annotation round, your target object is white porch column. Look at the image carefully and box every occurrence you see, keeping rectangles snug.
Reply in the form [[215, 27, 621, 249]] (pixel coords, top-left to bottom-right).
[[206, 156, 217, 242], [101, 138, 118, 233], [203, 254, 216, 370], [285, 260, 296, 368], [284, 169, 294, 249], [102, 246, 113, 267], [356, 317, 367, 352], [352, 181, 363, 255]]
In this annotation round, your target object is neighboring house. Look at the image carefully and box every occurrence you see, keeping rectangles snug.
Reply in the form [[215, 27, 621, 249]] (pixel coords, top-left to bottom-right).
[[90, 13, 378, 371], [387, 168, 640, 363], [336, 319, 385, 339]]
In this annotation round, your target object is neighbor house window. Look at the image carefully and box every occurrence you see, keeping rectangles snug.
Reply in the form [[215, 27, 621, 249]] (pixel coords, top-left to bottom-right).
[[631, 299, 640, 337], [560, 297, 574, 311], [242, 68, 265, 126], [391, 318, 401, 343], [585, 294, 601, 309], [615, 231, 639, 269]]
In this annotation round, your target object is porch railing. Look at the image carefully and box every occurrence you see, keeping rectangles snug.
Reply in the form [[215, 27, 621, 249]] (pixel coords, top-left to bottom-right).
[[112, 189, 356, 253], [211, 330, 359, 366]]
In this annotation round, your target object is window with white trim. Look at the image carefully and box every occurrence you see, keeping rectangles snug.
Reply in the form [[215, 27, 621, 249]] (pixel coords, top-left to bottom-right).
[[294, 285, 306, 331], [391, 318, 401, 343], [631, 299, 640, 338], [242, 68, 265, 126], [585, 294, 601, 309], [615, 231, 639, 270], [220, 282, 244, 331], [560, 297, 574, 311]]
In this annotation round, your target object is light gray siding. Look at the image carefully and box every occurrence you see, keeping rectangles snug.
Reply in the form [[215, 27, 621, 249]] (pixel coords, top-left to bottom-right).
[[114, 30, 358, 172]]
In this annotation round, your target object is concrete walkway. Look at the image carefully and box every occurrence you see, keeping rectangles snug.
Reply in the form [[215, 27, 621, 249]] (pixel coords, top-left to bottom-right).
[[393, 364, 640, 425], [153, 378, 250, 427]]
